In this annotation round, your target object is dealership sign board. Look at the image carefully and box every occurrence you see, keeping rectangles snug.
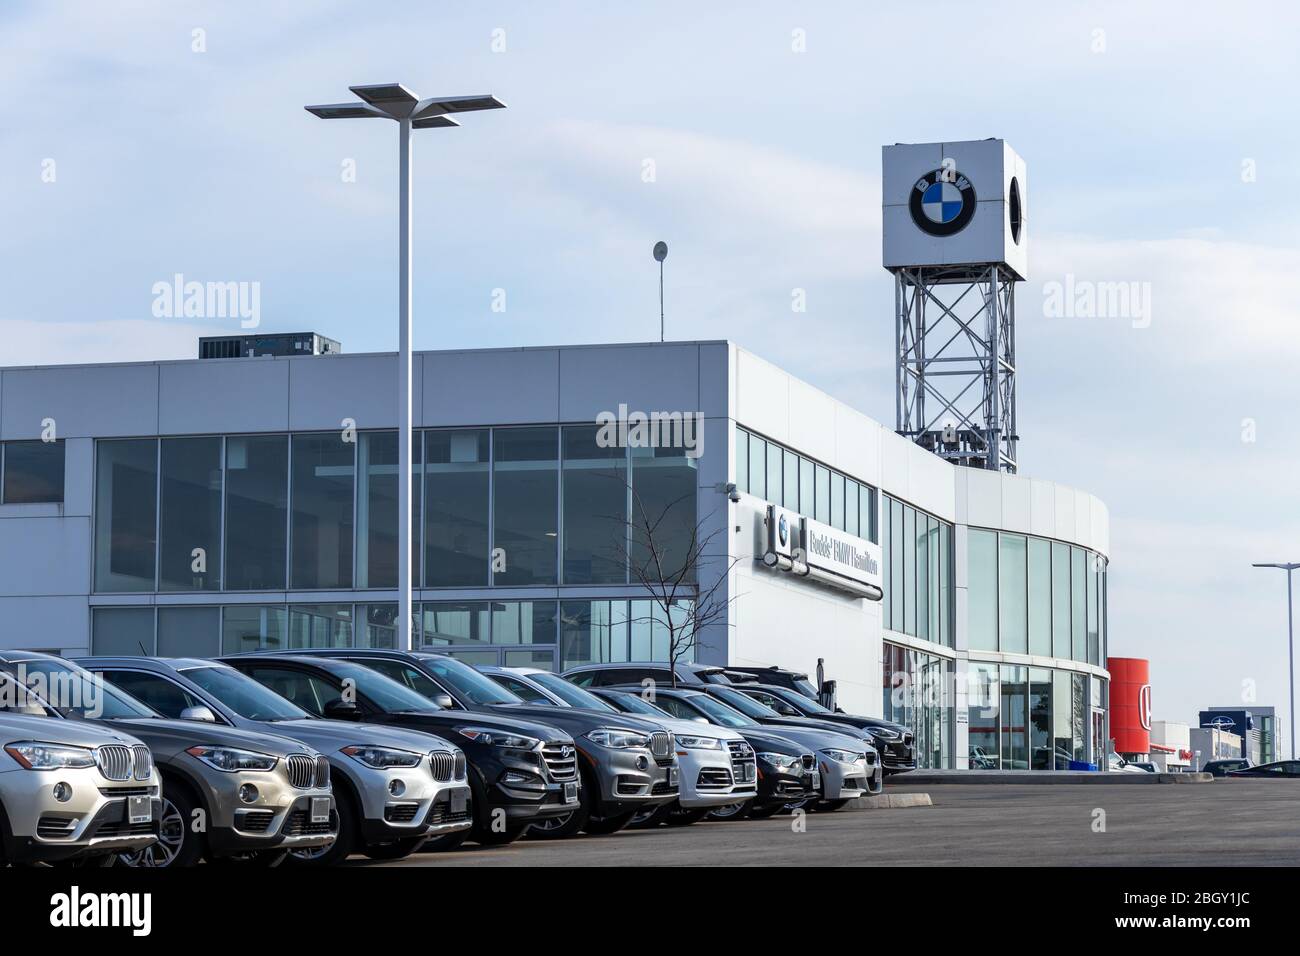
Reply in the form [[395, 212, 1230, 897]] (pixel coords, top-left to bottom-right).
[[762, 505, 882, 601], [802, 517, 882, 592]]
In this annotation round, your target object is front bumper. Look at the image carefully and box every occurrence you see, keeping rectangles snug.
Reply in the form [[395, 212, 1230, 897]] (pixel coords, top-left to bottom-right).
[[754, 761, 819, 807], [200, 766, 337, 855], [0, 767, 162, 863], [349, 757, 472, 844], [818, 755, 874, 800], [586, 746, 679, 814], [677, 750, 759, 809]]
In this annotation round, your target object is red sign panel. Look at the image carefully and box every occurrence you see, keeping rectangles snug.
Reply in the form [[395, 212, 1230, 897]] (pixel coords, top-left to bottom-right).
[[1107, 657, 1151, 754]]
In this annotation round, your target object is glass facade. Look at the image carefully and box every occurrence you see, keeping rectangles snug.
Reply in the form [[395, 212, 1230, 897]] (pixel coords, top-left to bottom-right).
[[966, 529, 1107, 666], [1, 440, 65, 504], [734, 427, 879, 543], [966, 662, 1101, 769], [882, 495, 953, 647], [158, 437, 222, 591], [882, 642, 952, 768], [93, 440, 158, 592]]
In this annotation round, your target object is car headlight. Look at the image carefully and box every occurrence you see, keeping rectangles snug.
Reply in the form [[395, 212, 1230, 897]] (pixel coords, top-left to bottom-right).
[[674, 734, 722, 750], [456, 727, 540, 749], [185, 745, 278, 772], [4, 741, 96, 770], [585, 728, 650, 749], [341, 745, 423, 769], [822, 749, 863, 765], [870, 727, 901, 741], [756, 752, 800, 771]]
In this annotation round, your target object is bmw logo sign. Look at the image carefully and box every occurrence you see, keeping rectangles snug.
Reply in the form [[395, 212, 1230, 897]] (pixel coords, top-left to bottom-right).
[[778, 515, 789, 547], [909, 168, 977, 237]]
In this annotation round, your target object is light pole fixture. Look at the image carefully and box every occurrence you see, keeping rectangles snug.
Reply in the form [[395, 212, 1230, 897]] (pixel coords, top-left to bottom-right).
[[307, 84, 505, 650], [652, 241, 668, 342], [1252, 561, 1299, 759]]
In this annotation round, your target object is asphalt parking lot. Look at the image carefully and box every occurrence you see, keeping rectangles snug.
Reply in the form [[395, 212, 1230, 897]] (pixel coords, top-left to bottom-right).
[[352, 779, 1300, 866]]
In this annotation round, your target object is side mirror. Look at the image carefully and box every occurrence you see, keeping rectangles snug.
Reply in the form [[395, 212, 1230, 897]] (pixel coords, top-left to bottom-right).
[[323, 698, 362, 721], [432, 694, 455, 710], [179, 705, 218, 723]]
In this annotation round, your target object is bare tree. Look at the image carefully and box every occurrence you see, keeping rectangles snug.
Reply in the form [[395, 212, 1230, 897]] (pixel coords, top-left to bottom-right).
[[611, 485, 742, 689]]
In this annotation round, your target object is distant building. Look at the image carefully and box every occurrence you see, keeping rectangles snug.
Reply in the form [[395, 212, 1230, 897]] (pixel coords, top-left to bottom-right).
[[1197, 707, 1278, 765], [1189, 726, 1243, 768], [1149, 720, 1191, 772]]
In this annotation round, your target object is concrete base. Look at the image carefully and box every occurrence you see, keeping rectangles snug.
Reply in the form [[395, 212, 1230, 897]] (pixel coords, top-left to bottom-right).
[[894, 770, 1212, 785], [844, 792, 933, 809]]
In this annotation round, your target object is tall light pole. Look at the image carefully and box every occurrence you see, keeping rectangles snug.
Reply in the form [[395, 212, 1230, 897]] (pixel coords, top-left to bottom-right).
[[307, 84, 505, 650], [652, 241, 668, 342], [1252, 561, 1298, 759]]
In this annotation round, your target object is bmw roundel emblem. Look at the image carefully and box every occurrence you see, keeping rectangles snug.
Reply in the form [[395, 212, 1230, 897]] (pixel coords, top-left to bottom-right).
[[909, 167, 977, 237], [778, 515, 789, 547]]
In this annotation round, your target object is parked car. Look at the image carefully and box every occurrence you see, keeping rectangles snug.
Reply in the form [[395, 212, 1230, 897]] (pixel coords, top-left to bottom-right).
[[281, 649, 680, 838], [564, 662, 735, 688], [1203, 758, 1251, 777], [0, 652, 337, 867], [79, 656, 471, 864], [1127, 761, 1158, 773], [0, 685, 162, 866], [1227, 760, 1300, 778], [731, 682, 917, 774], [584, 687, 792, 822], [482, 668, 756, 827], [723, 665, 824, 700], [221, 654, 579, 846], [1108, 752, 1148, 774], [610, 684, 880, 809]]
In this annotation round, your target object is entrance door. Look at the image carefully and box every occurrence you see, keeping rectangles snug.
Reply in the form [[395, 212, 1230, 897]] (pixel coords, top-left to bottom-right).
[[442, 645, 558, 671]]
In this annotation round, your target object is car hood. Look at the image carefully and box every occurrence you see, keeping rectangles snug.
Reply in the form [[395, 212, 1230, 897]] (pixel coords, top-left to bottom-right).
[[734, 728, 811, 755], [488, 703, 670, 737], [746, 724, 869, 754], [757, 715, 875, 744], [99, 717, 323, 758], [242, 718, 458, 755], [0, 712, 147, 749], [378, 708, 573, 745]]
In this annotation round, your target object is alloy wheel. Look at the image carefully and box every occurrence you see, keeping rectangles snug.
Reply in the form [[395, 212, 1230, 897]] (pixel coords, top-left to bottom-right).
[[119, 797, 183, 868]]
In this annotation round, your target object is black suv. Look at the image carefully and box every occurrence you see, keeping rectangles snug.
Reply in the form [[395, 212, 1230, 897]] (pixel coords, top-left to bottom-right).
[[221, 654, 579, 847], [734, 683, 916, 774]]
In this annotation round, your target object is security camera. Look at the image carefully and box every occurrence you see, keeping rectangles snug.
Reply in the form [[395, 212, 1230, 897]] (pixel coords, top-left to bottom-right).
[[724, 482, 741, 503]]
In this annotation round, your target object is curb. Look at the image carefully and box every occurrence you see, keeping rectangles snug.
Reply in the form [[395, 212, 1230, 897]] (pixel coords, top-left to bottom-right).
[[892, 771, 1213, 785], [844, 792, 933, 810]]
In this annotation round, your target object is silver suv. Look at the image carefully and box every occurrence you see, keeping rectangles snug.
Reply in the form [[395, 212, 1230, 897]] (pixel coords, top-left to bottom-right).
[[0, 695, 162, 866], [80, 656, 472, 865], [0, 652, 338, 867]]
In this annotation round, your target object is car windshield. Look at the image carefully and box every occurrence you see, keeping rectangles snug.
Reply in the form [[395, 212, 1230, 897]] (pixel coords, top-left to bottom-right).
[[0, 672, 55, 716], [781, 689, 832, 714], [710, 685, 781, 720], [684, 694, 756, 729], [183, 665, 308, 721], [529, 673, 616, 712], [420, 656, 522, 706], [604, 692, 671, 718], [326, 661, 442, 713], [790, 678, 820, 699], [11, 658, 157, 720]]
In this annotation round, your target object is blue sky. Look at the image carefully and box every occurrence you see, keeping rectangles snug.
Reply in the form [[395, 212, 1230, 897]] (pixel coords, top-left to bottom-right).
[[3, 0, 1299, 733]]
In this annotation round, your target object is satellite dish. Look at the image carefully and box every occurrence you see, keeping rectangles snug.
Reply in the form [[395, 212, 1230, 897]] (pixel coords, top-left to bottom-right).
[[652, 241, 668, 262]]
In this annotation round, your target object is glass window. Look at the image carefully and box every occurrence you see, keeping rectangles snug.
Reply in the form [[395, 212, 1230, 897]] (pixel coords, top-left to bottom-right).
[[561, 599, 630, 669], [3, 440, 64, 503], [1000, 665, 1029, 770], [1028, 538, 1051, 656], [94, 439, 158, 592], [967, 662, 999, 768], [735, 429, 748, 493], [1087, 555, 1100, 666], [747, 434, 765, 500], [939, 523, 951, 646], [421, 601, 490, 646], [290, 433, 354, 590], [1071, 547, 1086, 661], [562, 424, 627, 584], [504, 649, 556, 670], [798, 457, 814, 516], [814, 465, 830, 524], [158, 437, 222, 591], [1030, 668, 1053, 769], [157, 606, 220, 657], [998, 534, 1028, 654], [355, 430, 420, 589], [288, 604, 353, 648], [846, 480, 859, 537], [862, 485, 878, 544], [425, 429, 490, 587], [98, 670, 205, 719], [491, 600, 557, 645], [916, 512, 929, 641], [830, 472, 844, 530], [783, 450, 799, 511], [356, 603, 399, 649], [1051, 541, 1070, 659], [91, 607, 155, 655], [493, 427, 558, 586], [225, 435, 288, 591], [766, 442, 781, 505], [221, 605, 288, 654], [903, 506, 916, 636], [1052, 670, 1074, 769], [630, 446, 697, 584], [967, 529, 998, 651], [183, 664, 308, 721], [890, 497, 904, 632], [881, 500, 892, 627], [1071, 672, 1088, 762]]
